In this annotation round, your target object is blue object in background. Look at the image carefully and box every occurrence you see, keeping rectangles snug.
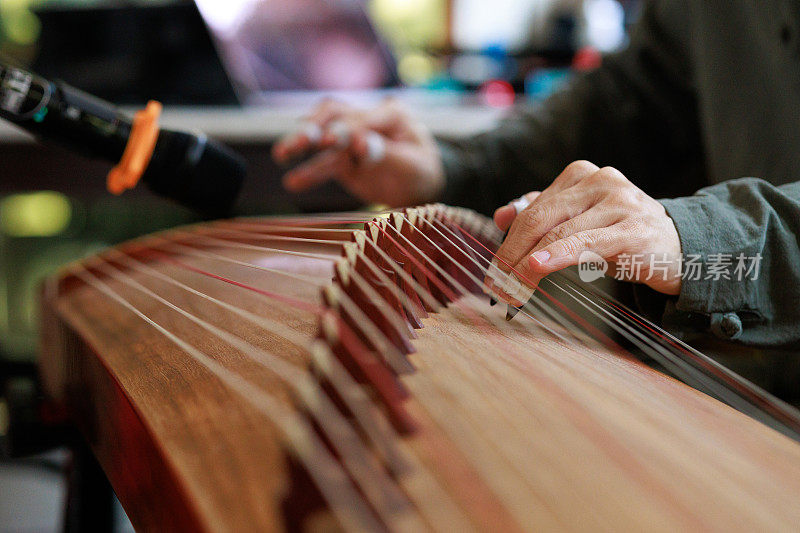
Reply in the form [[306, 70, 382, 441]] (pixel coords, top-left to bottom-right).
[[525, 67, 572, 101]]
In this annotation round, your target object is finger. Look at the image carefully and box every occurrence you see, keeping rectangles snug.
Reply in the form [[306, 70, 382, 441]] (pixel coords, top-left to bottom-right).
[[304, 98, 354, 126], [282, 150, 349, 192], [275, 99, 352, 161], [490, 162, 599, 278], [492, 209, 618, 305], [317, 117, 375, 153], [493, 191, 541, 231], [494, 187, 597, 274], [528, 225, 626, 277], [276, 99, 366, 162], [275, 116, 364, 166], [360, 131, 387, 164], [362, 98, 416, 139], [542, 160, 600, 197], [313, 99, 405, 160], [530, 205, 622, 252], [272, 122, 325, 163], [324, 119, 354, 149]]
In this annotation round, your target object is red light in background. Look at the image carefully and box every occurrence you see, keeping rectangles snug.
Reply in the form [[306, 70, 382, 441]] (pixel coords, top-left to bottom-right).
[[572, 46, 603, 71], [480, 80, 515, 108]]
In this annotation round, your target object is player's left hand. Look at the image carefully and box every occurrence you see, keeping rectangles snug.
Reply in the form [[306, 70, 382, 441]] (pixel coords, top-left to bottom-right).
[[487, 161, 683, 306]]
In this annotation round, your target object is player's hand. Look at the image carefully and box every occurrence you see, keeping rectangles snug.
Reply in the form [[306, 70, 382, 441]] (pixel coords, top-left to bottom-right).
[[273, 98, 445, 207], [487, 161, 682, 305]]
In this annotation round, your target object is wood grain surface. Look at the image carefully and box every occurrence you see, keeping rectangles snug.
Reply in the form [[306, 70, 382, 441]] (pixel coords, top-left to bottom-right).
[[39, 219, 800, 532]]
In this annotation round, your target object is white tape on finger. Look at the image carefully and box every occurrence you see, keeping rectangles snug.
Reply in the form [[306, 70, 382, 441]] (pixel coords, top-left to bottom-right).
[[365, 132, 386, 163], [329, 120, 352, 148], [511, 195, 531, 214], [300, 122, 323, 144]]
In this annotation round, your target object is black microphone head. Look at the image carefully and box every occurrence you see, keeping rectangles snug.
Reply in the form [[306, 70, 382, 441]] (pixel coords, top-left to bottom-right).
[[142, 129, 246, 217]]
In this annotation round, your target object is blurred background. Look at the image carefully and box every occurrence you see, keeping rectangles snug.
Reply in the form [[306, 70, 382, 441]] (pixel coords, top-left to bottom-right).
[[0, 0, 640, 530]]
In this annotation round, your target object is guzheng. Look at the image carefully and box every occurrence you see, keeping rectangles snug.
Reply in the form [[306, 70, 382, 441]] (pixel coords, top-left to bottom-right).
[[40, 204, 800, 532]]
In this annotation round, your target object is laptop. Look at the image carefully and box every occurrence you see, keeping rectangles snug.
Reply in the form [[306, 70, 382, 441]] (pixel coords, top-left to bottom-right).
[[194, 0, 400, 104]]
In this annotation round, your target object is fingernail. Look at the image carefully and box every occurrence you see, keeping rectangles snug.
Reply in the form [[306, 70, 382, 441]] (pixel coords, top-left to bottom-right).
[[531, 250, 551, 265]]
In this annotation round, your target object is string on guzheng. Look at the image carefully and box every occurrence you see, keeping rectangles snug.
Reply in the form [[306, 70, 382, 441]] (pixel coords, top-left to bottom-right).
[[438, 209, 800, 441], [76, 255, 471, 531], [49, 204, 800, 531]]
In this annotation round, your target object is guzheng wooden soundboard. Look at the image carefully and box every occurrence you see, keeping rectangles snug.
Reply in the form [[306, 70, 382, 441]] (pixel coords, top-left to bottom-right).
[[39, 205, 800, 532]]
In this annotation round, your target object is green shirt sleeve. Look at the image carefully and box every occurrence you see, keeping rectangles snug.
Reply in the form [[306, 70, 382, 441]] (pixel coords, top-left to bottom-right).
[[658, 178, 800, 346], [439, 0, 703, 215]]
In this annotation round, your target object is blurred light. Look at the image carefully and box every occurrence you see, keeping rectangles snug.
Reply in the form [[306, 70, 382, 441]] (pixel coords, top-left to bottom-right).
[[194, 0, 257, 35], [398, 52, 435, 85], [525, 67, 570, 101], [583, 0, 625, 52], [572, 46, 603, 71], [480, 79, 515, 108], [0, 191, 72, 237], [450, 54, 502, 85], [0, 3, 41, 45], [452, 0, 539, 51], [373, 0, 430, 19], [369, 0, 447, 52]]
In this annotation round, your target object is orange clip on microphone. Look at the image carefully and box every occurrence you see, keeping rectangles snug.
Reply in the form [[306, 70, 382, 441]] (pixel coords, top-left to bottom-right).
[[106, 100, 162, 195]]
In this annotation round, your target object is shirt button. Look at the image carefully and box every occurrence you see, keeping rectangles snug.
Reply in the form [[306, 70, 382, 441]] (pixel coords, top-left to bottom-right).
[[710, 312, 743, 340]]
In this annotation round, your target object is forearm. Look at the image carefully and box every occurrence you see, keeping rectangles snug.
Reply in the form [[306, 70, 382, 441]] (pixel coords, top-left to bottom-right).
[[657, 178, 800, 346]]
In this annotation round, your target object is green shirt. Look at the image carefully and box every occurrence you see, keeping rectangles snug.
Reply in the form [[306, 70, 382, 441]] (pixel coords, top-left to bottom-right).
[[440, 0, 800, 348]]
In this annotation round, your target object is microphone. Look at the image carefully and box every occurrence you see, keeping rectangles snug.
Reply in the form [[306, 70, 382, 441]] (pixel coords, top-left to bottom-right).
[[0, 62, 246, 216]]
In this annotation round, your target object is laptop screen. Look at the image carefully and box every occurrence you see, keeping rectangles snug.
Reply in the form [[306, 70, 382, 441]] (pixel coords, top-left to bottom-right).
[[195, 0, 400, 100]]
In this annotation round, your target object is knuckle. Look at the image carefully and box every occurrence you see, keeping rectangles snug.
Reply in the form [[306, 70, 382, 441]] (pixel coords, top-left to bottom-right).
[[527, 190, 542, 202], [567, 160, 599, 175], [520, 205, 556, 237], [599, 166, 625, 180], [549, 223, 574, 243], [520, 205, 542, 228], [616, 218, 639, 234], [631, 188, 650, 205], [557, 237, 581, 257], [611, 189, 633, 204], [556, 160, 598, 185], [595, 167, 627, 188], [583, 170, 604, 185], [577, 231, 595, 248]]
